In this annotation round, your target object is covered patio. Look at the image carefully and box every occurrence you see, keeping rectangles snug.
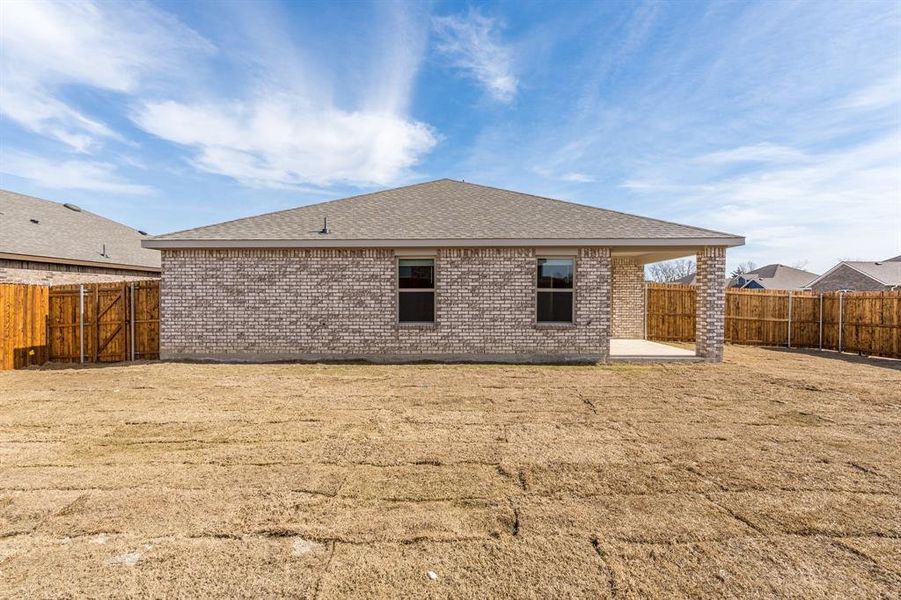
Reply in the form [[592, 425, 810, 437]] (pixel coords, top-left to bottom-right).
[[609, 245, 730, 362]]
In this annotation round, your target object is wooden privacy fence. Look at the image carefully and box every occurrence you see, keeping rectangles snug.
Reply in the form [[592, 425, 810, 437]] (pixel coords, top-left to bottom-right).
[[645, 283, 696, 342], [1, 284, 50, 370], [646, 283, 901, 359], [0, 280, 159, 370]]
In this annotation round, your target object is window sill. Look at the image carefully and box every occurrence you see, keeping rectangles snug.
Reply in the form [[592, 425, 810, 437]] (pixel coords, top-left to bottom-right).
[[533, 322, 577, 330], [396, 322, 437, 330]]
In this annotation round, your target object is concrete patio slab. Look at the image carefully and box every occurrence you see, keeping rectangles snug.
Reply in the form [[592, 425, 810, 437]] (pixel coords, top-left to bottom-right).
[[610, 339, 701, 362]]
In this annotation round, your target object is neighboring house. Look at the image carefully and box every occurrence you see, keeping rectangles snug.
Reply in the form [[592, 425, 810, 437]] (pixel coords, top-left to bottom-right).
[[807, 256, 901, 292], [660, 272, 729, 287], [727, 264, 819, 290], [0, 189, 160, 284], [143, 179, 744, 363]]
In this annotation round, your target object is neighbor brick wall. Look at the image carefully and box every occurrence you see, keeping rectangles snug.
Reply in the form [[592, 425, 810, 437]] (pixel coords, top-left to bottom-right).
[[0, 259, 159, 285], [160, 247, 612, 362], [695, 246, 727, 362], [611, 257, 645, 338], [808, 264, 887, 292]]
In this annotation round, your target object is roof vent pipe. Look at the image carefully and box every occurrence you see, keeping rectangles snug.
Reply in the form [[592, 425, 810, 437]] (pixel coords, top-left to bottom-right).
[[319, 217, 330, 234]]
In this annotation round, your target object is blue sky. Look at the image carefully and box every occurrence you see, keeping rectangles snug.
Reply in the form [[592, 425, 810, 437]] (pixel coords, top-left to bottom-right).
[[1, 0, 899, 272]]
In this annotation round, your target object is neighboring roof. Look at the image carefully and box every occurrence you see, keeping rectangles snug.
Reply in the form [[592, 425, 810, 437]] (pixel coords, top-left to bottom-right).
[[807, 259, 901, 288], [674, 272, 697, 285], [728, 264, 819, 290], [0, 189, 160, 271], [885, 254, 901, 262], [145, 179, 744, 249]]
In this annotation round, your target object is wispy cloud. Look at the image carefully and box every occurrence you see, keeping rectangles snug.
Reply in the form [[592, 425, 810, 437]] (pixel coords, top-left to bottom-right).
[[433, 10, 517, 102], [840, 73, 901, 110], [625, 135, 901, 269], [0, 0, 211, 152], [133, 98, 436, 188], [560, 172, 595, 183], [0, 152, 153, 194], [696, 143, 809, 165]]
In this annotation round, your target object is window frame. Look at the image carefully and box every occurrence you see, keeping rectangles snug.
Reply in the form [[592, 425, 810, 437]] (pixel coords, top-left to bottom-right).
[[396, 256, 436, 325], [535, 256, 576, 325]]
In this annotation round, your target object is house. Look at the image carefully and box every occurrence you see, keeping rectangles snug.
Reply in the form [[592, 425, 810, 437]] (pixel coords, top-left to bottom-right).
[[1, 189, 160, 284], [727, 264, 818, 290], [143, 179, 744, 363], [806, 256, 901, 292], [674, 272, 697, 285]]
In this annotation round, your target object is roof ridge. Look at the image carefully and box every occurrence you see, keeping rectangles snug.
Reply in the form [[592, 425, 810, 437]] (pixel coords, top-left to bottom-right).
[[452, 180, 741, 239]]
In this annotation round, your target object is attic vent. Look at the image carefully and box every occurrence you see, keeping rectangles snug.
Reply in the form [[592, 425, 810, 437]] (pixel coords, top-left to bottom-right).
[[319, 217, 331, 235], [138, 230, 148, 236], [63, 203, 82, 212], [29, 218, 39, 224]]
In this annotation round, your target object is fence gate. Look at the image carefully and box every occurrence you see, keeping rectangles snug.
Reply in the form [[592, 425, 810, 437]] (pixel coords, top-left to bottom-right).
[[48, 281, 160, 364]]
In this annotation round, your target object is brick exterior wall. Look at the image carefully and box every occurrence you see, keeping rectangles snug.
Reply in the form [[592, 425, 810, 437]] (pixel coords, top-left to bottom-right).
[[611, 257, 645, 338], [808, 264, 888, 292], [695, 246, 727, 362], [0, 259, 159, 285], [160, 247, 612, 363]]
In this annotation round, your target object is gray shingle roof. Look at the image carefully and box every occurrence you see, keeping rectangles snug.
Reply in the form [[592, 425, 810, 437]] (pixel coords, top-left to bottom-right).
[[0, 189, 161, 270], [728, 264, 819, 290], [146, 179, 743, 248], [839, 261, 901, 286]]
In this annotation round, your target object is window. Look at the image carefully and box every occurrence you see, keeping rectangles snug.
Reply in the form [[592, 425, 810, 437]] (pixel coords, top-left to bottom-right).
[[398, 259, 435, 323], [536, 258, 574, 323]]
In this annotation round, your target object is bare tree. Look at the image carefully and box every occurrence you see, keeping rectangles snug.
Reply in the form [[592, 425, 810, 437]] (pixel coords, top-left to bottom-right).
[[646, 258, 695, 282], [791, 260, 809, 270], [730, 261, 757, 278]]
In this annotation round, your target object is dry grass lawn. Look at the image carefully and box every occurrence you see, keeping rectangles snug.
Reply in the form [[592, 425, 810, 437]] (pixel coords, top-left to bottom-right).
[[1, 345, 899, 598]]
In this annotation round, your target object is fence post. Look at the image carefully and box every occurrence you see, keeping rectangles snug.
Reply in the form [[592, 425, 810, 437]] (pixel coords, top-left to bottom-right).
[[818, 293, 823, 350], [838, 291, 844, 353], [130, 283, 136, 361], [93, 285, 99, 363], [787, 291, 793, 348], [79, 284, 84, 364]]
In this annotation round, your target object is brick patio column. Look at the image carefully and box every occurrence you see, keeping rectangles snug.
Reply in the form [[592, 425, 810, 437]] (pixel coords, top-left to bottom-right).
[[695, 246, 726, 362], [599, 248, 612, 362], [611, 257, 645, 338], [577, 247, 612, 362]]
